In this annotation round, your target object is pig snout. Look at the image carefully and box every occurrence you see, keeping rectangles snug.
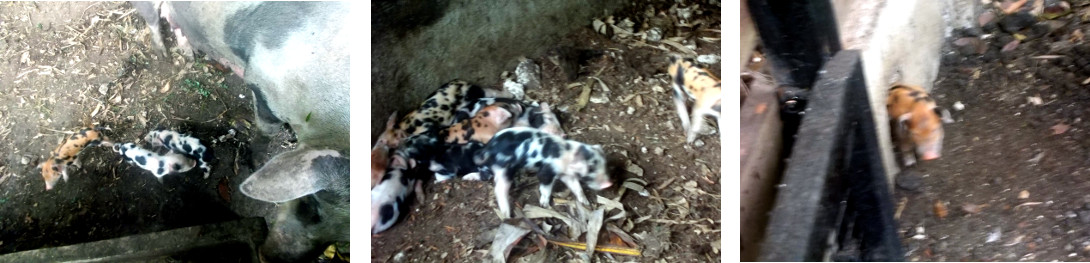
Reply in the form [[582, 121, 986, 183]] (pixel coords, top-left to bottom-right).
[[915, 136, 944, 162], [920, 151, 940, 161]]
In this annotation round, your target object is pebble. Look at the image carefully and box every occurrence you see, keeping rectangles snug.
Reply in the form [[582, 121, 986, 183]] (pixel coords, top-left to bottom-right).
[[693, 139, 704, 147], [1079, 211, 1090, 224], [1067, 244, 1076, 251], [1067, 211, 1079, 219], [654, 147, 664, 155], [895, 172, 923, 192], [21, 156, 29, 165], [696, 54, 720, 65], [999, 12, 1037, 33], [515, 58, 541, 89]]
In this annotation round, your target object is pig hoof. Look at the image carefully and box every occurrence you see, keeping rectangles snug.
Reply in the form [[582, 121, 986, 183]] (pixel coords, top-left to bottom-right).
[[903, 156, 917, 167], [539, 198, 551, 208]]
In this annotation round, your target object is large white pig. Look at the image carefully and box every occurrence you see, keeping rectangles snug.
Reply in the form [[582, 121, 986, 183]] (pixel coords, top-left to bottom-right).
[[134, 2, 350, 262]]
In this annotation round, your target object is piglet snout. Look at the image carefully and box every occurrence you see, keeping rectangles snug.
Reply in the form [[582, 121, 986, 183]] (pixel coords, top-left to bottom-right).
[[920, 151, 941, 161]]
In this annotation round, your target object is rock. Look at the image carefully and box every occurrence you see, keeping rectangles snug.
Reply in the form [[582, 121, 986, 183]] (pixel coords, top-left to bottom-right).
[[1021, 22, 1052, 41], [645, 27, 663, 42], [503, 79, 525, 100], [999, 12, 1037, 33], [1078, 211, 1090, 223], [589, 93, 610, 104], [515, 58, 541, 89], [1042, 1, 1072, 20], [653, 147, 664, 155], [895, 172, 923, 192], [696, 54, 720, 65], [694, 139, 705, 147]]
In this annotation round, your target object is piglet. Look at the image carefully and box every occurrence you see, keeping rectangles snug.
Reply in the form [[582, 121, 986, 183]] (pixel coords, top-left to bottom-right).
[[371, 155, 419, 234], [372, 112, 399, 189], [887, 84, 954, 166], [115, 143, 197, 182], [144, 129, 214, 178], [473, 127, 613, 218], [40, 127, 111, 190]]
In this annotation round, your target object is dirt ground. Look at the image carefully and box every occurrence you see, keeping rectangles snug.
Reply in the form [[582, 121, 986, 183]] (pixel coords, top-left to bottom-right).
[[896, 2, 1090, 261], [370, 1, 721, 263], [0, 1, 285, 255]]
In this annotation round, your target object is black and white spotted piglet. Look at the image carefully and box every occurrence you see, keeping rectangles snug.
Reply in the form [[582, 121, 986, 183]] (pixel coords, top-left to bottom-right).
[[144, 129, 215, 178], [473, 127, 613, 218], [371, 154, 420, 234], [115, 143, 196, 182]]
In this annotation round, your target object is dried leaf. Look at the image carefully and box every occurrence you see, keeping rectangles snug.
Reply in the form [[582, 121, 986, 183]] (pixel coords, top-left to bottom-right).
[[1002, 0, 1029, 14], [934, 200, 949, 219], [490, 223, 531, 263], [159, 81, 170, 93], [625, 161, 644, 177], [1051, 123, 1071, 135], [1001, 39, 1021, 52], [573, 84, 592, 112], [585, 209, 605, 257], [962, 203, 989, 214], [979, 10, 997, 26]]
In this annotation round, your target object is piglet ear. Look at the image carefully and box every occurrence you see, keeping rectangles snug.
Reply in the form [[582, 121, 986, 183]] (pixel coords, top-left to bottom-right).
[[896, 113, 913, 131], [385, 111, 398, 130], [934, 107, 954, 124], [240, 147, 349, 203]]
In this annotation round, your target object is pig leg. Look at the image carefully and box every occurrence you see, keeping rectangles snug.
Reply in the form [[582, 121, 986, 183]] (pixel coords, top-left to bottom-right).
[[891, 121, 917, 166], [672, 88, 693, 133], [537, 168, 557, 207], [559, 172, 590, 205], [493, 167, 513, 218]]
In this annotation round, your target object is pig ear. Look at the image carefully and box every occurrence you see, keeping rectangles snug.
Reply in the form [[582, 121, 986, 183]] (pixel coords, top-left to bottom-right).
[[386, 111, 398, 130], [896, 113, 912, 131], [934, 107, 954, 124], [240, 147, 349, 203]]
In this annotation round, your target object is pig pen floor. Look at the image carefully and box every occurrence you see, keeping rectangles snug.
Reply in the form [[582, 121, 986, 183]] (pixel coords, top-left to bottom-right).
[[0, 2, 289, 255], [896, 3, 1090, 261], [370, 2, 722, 263]]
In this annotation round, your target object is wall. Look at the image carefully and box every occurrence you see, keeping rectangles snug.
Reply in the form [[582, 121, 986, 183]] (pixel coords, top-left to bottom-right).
[[371, 0, 624, 141]]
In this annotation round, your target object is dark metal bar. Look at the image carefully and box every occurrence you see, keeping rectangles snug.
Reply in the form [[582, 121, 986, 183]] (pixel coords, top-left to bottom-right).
[[758, 50, 901, 261], [745, 0, 842, 88]]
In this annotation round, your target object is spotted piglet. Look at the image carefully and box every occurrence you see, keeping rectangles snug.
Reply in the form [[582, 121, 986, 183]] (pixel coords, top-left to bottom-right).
[[144, 129, 214, 178], [473, 127, 613, 218], [115, 143, 197, 182], [430, 103, 520, 182], [514, 102, 564, 137], [40, 127, 112, 190], [371, 154, 419, 234]]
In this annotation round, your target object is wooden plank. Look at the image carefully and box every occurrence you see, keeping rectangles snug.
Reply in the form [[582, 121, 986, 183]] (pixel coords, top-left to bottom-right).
[[738, 72, 782, 262]]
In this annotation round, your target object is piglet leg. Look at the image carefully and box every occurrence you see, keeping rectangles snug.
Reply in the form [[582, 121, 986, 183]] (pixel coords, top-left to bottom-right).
[[493, 167, 512, 219], [559, 174, 589, 205]]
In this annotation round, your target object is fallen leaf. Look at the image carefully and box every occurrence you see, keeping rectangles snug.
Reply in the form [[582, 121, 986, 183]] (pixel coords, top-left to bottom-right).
[[962, 203, 989, 214], [1051, 123, 1070, 135], [490, 223, 531, 262], [1028, 96, 1043, 105], [979, 10, 997, 26], [1002, 0, 1029, 14], [1019, 190, 1030, 199], [934, 200, 949, 219], [1001, 39, 1021, 52]]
